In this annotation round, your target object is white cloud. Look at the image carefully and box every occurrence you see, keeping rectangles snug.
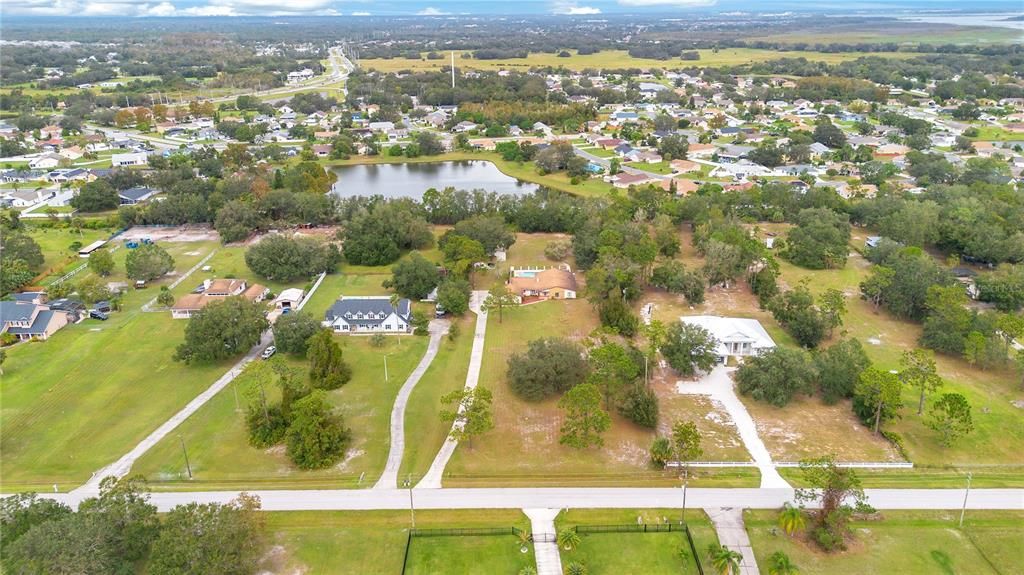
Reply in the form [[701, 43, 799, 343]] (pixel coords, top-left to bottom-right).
[[0, 0, 339, 16], [416, 7, 448, 16], [618, 0, 717, 6], [351, 11, 371, 16], [553, 1, 602, 15]]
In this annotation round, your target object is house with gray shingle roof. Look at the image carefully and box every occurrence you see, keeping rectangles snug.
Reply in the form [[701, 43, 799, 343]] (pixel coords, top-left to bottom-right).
[[1, 300, 71, 341], [324, 296, 412, 334]]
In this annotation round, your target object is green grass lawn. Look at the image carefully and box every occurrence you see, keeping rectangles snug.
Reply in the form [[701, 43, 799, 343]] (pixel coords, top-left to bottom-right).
[[744, 510, 1023, 575], [556, 509, 719, 575], [970, 126, 1024, 141], [581, 146, 615, 158], [22, 224, 112, 279], [626, 160, 674, 175], [0, 249, 239, 494], [399, 314, 476, 482], [406, 534, 535, 575], [134, 332, 428, 490], [360, 48, 919, 73], [264, 509, 532, 574]]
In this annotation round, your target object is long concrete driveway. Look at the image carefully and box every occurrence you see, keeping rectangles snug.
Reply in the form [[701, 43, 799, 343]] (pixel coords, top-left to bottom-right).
[[71, 273, 328, 496], [49, 486, 1023, 513], [374, 319, 449, 489], [417, 290, 489, 488], [677, 366, 791, 489]]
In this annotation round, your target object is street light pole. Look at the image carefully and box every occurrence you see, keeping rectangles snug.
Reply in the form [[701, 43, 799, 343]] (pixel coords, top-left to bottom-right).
[[180, 436, 193, 479], [958, 472, 972, 528], [384, 354, 389, 383]]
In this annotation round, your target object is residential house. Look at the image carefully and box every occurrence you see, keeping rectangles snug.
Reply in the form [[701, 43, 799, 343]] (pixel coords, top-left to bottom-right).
[[0, 300, 71, 341], [507, 268, 578, 302], [170, 278, 268, 319], [611, 172, 655, 188], [28, 154, 62, 170], [680, 315, 776, 363], [323, 296, 412, 334], [111, 152, 148, 167], [118, 186, 158, 205], [670, 159, 701, 174]]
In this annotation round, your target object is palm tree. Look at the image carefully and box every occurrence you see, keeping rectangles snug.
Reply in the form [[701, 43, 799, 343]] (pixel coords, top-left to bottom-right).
[[767, 551, 800, 575], [707, 543, 743, 575], [565, 562, 588, 575], [778, 503, 806, 537], [518, 567, 537, 575], [557, 528, 581, 551]]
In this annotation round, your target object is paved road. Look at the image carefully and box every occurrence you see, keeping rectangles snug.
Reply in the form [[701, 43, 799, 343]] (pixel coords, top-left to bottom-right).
[[417, 290, 489, 488], [49, 487, 1023, 512], [374, 319, 450, 490]]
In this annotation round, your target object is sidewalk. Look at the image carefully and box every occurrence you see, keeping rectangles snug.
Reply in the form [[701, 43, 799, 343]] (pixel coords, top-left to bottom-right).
[[706, 507, 759, 575], [524, 508, 563, 575]]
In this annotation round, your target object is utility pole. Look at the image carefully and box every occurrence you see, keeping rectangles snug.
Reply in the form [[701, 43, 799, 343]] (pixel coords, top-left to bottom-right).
[[384, 354, 389, 382], [180, 436, 193, 479], [958, 472, 972, 528], [450, 51, 455, 90], [680, 466, 689, 523]]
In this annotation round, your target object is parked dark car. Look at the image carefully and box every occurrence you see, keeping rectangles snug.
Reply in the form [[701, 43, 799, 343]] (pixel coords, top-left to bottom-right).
[[90, 310, 109, 321], [94, 300, 112, 313]]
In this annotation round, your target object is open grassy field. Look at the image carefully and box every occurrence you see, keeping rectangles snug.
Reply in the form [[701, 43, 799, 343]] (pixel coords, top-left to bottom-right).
[[441, 297, 757, 488], [0, 242, 229, 492], [21, 224, 112, 281], [556, 509, 719, 575], [360, 48, 919, 73], [751, 226, 1024, 482], [971, 126, 1024, 141], [263, 509, 532, 574], [745, 510, 1024, 575], [133, 328, 428, 490]]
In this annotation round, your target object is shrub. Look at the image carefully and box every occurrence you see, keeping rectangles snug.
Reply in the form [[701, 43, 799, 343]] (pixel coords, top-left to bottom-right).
[[619, 385, 659, 428], [507, 338, 589, 401]]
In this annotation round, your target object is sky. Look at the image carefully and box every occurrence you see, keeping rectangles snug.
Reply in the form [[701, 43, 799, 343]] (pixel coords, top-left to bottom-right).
[[1, 0, 1020, 18]]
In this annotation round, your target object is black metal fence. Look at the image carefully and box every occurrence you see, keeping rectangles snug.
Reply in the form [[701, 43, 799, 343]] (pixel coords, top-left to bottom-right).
[[400, 526, 528, 575], [409, 526, 527, 538]]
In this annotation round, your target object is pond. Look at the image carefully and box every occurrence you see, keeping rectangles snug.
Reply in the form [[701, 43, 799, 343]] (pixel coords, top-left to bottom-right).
[[330, 160, 539, 199]]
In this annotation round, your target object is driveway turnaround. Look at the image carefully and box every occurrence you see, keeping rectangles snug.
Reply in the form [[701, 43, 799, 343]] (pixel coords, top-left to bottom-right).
[[417, 290, 490, 488], [374, 319, 449, 489], [48, 487, 1023, 512], [677, 366, 791, 489]]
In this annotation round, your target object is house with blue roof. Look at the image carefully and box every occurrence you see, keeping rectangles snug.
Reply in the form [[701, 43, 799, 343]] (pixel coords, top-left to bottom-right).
[[324, 296, 412, 334], [0, 299, 72, 341]]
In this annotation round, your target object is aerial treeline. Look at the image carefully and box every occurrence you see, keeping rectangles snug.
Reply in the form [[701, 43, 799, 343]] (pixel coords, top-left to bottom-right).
[[0, 479, 268, 574], [741, 54, 1024, 96], [347, 69, 569, 109]]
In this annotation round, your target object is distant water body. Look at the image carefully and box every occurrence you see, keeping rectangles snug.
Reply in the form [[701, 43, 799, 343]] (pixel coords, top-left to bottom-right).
[[895, 12, 1024, 31], [330, 160, 540, 199]]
